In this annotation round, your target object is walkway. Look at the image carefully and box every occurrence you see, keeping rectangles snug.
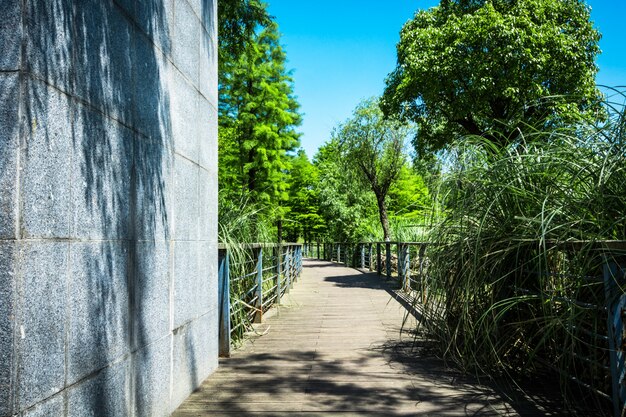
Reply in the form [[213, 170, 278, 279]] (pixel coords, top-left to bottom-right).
[[173, 260, 553, 416]]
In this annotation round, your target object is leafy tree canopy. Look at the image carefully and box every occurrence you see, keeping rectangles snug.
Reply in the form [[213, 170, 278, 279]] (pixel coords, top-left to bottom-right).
[[382, 0, 602, 155], [335, 98, 414, 241]]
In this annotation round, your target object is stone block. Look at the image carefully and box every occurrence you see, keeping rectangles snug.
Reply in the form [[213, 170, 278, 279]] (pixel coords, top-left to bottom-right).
[[197, 97, 217, 173], [198, 241, 217, 314], [172, 0, 200, 86], [169, 67, 199, 162], [22, 393, 64, 417], [198, 168, 217, 243], [172, 241, 200, 328], [74, 1, 134, 125], [135, 0, 173, 55], [187, 0, 216, 37], [67, 360, 129, 417], [0, 0, 22, 71], [21, 79, 72, 239], [172, 155, 198, 240], [68, 242, 130, 385], [0, 242, 16, 417], [133, 241, 170, 349], [133, 34, 171, 141], [0, 73, 19, 239], [133, 336, 171, 417], [133, 138, 173, 241], [25, 0, 73, 92], [17, 242, 68, 410], [198, 28, 217, 106], [171, 313, 218, 412], [71, 105, 132, 240]]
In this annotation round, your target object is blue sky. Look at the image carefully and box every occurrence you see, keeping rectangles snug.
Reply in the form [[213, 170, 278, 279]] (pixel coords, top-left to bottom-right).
[[266, 1, 626, 158]]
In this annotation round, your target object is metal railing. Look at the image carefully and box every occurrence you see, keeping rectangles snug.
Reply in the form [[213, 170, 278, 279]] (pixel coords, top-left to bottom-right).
[[218, 243, 303, 357], [308, 240, 626, 417]]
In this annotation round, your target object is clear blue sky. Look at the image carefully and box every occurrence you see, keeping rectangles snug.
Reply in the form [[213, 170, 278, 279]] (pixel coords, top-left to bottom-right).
[[266, 1, 626, 158]]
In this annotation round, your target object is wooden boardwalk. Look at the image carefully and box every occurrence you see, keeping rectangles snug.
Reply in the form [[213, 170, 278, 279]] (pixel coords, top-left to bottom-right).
[[173, 259, 553, 416]]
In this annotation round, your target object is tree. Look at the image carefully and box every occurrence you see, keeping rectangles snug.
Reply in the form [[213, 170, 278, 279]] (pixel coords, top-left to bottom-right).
[[314, 139, 378, 242], [219, 20, 301, 206], [283, 150, 326, 242], [336, 98, 413, 241], [382, 0, 602, 155]]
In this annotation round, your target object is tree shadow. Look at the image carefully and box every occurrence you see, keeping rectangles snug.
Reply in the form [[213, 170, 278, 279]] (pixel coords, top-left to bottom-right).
[[13, 0, 216, 416]]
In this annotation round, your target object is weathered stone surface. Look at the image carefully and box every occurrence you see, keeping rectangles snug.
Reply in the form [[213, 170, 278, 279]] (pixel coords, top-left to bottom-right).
[[71, 105, 133, 240], [172, 155, 199, 240], [133, 241, 170, 349], [133, 137, 172, 241], [133, 336, 171, 417], [68, 242, 130, 385], [21, 79, 72, 239], [17, 242, 68, 409], [173, 241, 200, 328], [198, 168, 217, 243], [197, 97, 217, 172], [199, 28, 217, 106], [0, 242, 16, 417], [25, 0, 73, 92], [171, 312, 218, 412], [172, 0, 201, 87], [22, 393, 64, 417], [74, 1, 134, 124], [170, 67, 199, 162], [0, 0, 21, 71], [67, 360, 129, 417], [0, 73, 19, 239], [135, 0, 173, 55], [134, 34, 171, 141]]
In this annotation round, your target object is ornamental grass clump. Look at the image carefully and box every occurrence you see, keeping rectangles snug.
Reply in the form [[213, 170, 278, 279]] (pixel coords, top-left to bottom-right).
[[419, 90, 626, 409]]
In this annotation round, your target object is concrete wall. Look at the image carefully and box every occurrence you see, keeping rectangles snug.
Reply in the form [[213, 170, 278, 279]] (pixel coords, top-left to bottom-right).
[[0, 0, 218, 415]]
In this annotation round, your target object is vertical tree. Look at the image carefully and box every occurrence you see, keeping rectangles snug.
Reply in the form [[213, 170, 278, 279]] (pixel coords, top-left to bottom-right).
[[219, 20, 301, 206], [336, 98, 413, 241]]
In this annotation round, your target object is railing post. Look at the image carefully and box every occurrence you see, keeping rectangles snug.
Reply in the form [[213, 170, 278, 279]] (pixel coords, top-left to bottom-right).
[[399, 243, 410, 291], [604, 256, 626, 417], [285, 246, 292, 292], [368, 243, 373, 271], [254, 247, 263, 323], [360, 244, 365, 269], [376, 243, 382, 275], [337, 244, 340, 264], [418, 245, 427, 303], [276, 244, 283, 303], [317, 242, 320, 260], [218, 248, 231, 357], [386, 242, 391, 277]]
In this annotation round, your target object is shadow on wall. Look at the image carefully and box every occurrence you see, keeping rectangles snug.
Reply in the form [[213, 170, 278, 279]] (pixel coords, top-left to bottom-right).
[[9, 0, 217, 416]]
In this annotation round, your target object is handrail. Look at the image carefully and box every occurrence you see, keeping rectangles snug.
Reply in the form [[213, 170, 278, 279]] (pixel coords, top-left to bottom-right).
[[218, 243, 303, 357]]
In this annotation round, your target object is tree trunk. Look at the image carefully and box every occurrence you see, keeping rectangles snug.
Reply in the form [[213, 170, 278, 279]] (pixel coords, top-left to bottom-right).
[[376, 194, 391, 241]]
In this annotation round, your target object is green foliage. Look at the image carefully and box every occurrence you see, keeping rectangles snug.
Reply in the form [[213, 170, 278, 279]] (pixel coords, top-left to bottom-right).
[[334, 98, 415, 240], [219, 13, 301, 212], [382, 0, 602, 155], [418, 92, 626, 408], [313, 139, 380, 242], [387, 165, 430, 220], [283, 150, 326, 242]]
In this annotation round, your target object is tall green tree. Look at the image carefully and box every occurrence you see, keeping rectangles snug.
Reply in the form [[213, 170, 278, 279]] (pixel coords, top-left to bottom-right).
[[283, 150, 326, 242], [335, 98, 413, 241], [219, 20, 301, 207], [314, 139, 379, 242], [382, 0, 602, 155]]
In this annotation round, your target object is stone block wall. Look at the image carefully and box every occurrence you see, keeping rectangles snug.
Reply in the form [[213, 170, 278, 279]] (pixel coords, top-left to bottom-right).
[[0, 1, 218, 415]]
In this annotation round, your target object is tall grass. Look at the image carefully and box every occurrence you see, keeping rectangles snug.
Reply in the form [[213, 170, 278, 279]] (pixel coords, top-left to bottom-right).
[[218, 193, 274, 342], [418, 90, 626, 411]]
